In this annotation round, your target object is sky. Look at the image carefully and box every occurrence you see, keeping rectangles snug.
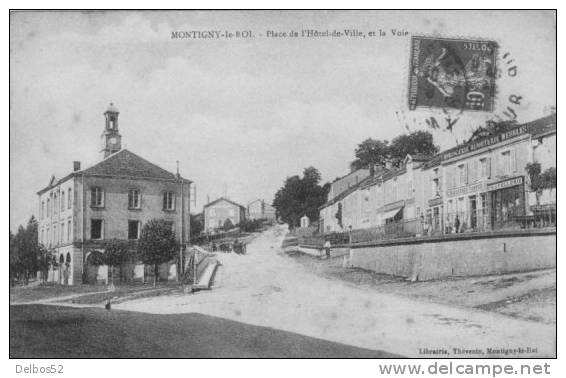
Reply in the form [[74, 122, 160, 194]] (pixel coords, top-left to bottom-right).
[[9, 10, 555, 231]]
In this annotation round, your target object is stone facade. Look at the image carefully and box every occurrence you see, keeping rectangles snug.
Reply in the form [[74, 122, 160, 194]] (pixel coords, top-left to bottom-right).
[[319, 114, 556, 235], [203, 197, 246, 232], [37, 104, 192, 285], [247, 199, 276, 221]]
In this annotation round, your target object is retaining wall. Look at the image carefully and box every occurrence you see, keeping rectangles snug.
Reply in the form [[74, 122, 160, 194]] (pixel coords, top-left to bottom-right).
[[347, 230, 556, 281]]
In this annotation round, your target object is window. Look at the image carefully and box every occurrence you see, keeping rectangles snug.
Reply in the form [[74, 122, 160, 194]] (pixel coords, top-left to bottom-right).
[[47, 199, 50, 217], [480, 158, 489, 178], [91, 219, 103, 239], [128, 220, 140, 240], [53, 224, 57, 245], [67, 220, 72, 242], [61, 192, 65, 212], [458, 164, 466, 186], [163, 191, 175, 210], [91, 187, 104, 207], [40, 229, 44, 245], [46, 227, 50, 246], [432, 178, 440, 197], [501, 150, 512, 174], [41, 201, 45, 219], [68, 188, 72, 209], [54, 193, 58, 214], [60, 222, 65, 243], [128, 189, 141, 209], [500, 149, 517, 174]]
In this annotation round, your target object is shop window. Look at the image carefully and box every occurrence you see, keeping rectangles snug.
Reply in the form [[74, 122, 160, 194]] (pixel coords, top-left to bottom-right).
[[68, 188, 72, 209]]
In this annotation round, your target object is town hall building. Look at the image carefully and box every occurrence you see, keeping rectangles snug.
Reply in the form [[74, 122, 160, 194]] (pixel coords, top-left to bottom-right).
[[37, 103, 192, 285]]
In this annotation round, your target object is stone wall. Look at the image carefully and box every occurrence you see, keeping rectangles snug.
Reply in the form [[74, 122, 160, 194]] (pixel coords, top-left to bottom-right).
[[348, 230, 556, 281]]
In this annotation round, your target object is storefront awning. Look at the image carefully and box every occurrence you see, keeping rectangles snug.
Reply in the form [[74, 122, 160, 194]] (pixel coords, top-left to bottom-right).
[[383, 207, 403, 220]]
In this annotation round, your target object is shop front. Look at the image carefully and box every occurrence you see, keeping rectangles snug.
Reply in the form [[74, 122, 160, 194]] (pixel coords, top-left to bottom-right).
[[488, 176, 526, 230], [445, 181, 488, 233], [426, 197, 444, 235]]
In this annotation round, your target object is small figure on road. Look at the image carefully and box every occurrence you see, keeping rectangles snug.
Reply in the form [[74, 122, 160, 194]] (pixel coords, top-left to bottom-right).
[[324, 240, 331, 259], [105, 298, 111, 311], [454, 215, 460, 233]]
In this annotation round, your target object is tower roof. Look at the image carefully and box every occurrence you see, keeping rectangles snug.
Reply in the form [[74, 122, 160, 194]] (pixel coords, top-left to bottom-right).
[[105, 102, 119, 113]]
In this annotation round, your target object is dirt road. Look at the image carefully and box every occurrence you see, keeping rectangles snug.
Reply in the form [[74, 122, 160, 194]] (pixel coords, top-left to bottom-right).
[[116, 225, 556, 358]]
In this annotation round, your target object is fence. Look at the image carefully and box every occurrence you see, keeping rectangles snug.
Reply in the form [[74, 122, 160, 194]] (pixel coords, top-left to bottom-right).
[[305, 203, 556, 246], [190, 229, 242, 245]]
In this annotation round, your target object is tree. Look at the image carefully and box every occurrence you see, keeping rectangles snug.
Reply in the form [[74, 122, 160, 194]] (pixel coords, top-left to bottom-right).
[[238, 218, 263, 233], [350, 131, 438, 170], [105, 239, 133, 284], [526, 162, 557, 205], [10, 216, 41, 285], [350, 139, 390, 171], [335, 203, 343, 229], [138, 219, 179, 286], [190, 214, 204, 236], [388, 130, 439, 167], [223, 218, 234, 231], [36, 245, 51, 283], [273, 167, 329, 229]]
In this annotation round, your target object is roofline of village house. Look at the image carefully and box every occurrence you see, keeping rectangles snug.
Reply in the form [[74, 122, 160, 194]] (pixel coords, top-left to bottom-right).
[[318, 114, 556, 211], [37, 172, 192, 195]]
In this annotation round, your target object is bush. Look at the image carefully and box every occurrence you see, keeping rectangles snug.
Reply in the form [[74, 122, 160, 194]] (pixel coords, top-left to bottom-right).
[[238, 218, 263, 233]]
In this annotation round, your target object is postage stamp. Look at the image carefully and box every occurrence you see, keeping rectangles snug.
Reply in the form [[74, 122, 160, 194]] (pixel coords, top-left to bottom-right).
[[408, 36, 498, 112]]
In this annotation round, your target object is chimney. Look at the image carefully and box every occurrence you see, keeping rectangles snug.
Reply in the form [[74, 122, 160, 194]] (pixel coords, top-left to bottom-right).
[[73, 161, 81, 172]]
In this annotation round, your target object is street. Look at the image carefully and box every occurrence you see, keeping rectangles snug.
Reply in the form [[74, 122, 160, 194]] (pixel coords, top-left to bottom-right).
[[113, 225, 556, 358]]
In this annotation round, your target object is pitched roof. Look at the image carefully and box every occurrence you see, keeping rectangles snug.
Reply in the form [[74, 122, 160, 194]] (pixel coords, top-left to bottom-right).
[[38, 149, 191, 194], [527, 114, 556, 138], [204, 197, 245, 210], [81, 149, 188, 181]]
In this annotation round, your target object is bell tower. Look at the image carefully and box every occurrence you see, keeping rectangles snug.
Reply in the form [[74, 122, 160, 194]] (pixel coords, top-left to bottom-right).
[[100, 102, 122, 159]]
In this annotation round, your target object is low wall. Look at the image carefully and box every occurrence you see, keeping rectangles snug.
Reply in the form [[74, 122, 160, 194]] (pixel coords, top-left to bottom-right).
[[290, 245, 350, 258], [349, 230, 556, 281]]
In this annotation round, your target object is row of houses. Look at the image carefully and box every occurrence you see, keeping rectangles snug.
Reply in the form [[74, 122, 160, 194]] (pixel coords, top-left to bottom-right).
[[319, 114, 556, 236]]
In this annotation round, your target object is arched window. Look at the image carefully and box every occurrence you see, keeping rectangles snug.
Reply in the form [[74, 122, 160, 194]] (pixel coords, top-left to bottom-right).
[[66, 252, 71, 265], [59, 254, 64, 264]]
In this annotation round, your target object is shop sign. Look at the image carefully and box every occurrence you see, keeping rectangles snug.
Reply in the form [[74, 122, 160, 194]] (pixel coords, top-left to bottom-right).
[[441, 125, 528, 161], [446, 182, 487, 198], [382, 200, 405, 212], [488, 176, 524, 191], [428, 197, 443, 207]]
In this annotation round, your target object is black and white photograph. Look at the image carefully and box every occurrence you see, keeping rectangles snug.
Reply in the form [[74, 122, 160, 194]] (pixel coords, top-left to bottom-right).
[[8, 8, 557, 367]]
